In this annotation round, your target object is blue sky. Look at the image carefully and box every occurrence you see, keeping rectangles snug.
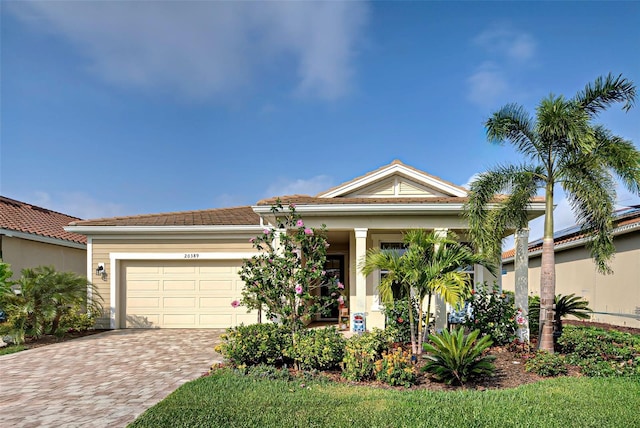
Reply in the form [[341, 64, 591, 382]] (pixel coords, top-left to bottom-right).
[[1, 1, 639, 243]]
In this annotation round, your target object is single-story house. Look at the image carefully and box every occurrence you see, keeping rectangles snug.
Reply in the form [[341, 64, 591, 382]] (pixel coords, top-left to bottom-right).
[[502, 206, 640, 329], [66, 160, 545, 331], [0, 196, 87, 279]]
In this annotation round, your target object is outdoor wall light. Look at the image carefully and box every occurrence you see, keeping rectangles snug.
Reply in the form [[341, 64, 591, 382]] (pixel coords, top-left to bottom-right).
[[96, 263, 108, 281]]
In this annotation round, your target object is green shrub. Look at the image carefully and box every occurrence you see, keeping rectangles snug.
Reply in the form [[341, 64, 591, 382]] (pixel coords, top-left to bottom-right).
[[287, 327, 346, 370], [383, 297, 423, 343], [525, 351, 568, 376], [58, 305, 97, 334], [557, 325, 640, 377], [215, 323, 292, 367], [422, 327, 495, 385], [463, 283, 517, 345], [373, 347, 417, 387], [529, 293, 592, 340], [342, 328, 391, 381]]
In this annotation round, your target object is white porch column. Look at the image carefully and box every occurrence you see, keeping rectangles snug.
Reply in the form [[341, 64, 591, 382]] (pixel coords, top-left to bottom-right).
[[353, 228, 368, 331], [514, 228, 530, 342], [434, 228, 448, 332]]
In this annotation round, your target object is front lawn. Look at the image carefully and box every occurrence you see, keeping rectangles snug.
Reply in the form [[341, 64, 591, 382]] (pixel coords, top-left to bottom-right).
[[129, 369, 640, 427]]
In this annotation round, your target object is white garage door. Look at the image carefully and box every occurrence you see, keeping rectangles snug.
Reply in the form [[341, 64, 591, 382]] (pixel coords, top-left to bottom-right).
[[123, 260, 257, 328]]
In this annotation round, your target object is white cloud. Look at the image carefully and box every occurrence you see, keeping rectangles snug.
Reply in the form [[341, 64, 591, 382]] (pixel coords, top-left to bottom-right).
[[11, 191, 127, 220], [467, 62, 509, 108], [212, 193, 253, 209], [265, 175, 335, 197], [8, 1, 369, 101], [461, 173, 481, 189], [473, 26, 536, 62]]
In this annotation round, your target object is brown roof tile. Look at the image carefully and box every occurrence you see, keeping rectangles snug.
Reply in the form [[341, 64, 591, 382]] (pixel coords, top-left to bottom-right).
[[0, 196, 86, 244], [257, 194, 543, 206], [69, 206, 260, 227]]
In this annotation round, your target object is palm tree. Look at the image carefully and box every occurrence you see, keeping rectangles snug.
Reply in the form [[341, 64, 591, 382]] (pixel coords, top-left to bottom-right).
[[361, 230, 494, 355], [466, 73, 639, 352]]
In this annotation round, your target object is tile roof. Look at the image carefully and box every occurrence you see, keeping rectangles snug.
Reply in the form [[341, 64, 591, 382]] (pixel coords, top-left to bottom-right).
[[68, 206, 261, 227], [0, 196, 86, 245], [315, 159, 469, 197], [502, 207, 640, 260]]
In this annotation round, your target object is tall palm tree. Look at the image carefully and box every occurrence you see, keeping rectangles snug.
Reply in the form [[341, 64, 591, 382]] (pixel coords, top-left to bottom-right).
[[361, 230, 494, 355], [466, 73, 639, 352]]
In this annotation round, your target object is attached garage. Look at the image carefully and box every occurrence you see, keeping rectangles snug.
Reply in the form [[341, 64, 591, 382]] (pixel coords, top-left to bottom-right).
[[122, 259, 257, 328]]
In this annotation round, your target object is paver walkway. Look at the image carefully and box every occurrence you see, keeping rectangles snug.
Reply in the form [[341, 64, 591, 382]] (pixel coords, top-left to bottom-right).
[[0, 329, 223, 427]]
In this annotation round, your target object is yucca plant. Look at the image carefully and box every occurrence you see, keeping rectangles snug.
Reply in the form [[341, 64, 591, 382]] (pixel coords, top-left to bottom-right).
[[422, 327, 495, 385], [529, 293, 592, 341]]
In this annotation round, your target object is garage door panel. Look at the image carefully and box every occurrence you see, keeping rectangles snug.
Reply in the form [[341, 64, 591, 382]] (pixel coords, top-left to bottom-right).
[[162, 314, 197, 326], [124, 259, 256, 328], [199, 280, 233, 291], [127, 280, 160, 291], [163, 280, 196, 291], [128, 296, 161, 309], [163, 297, 196, 309]]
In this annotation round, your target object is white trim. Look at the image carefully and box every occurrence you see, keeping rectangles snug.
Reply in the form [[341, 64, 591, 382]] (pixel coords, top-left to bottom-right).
[[0, 228, 86, 249], [318, 163, 468, 198], [106, 251, 260, 329], [87, 237, 93, 309], [371, 233, 404, 311], [354, 228, 368, 239]]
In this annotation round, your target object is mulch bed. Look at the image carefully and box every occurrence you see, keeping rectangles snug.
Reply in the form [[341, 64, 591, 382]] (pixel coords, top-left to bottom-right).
[[18, 329, 108, 350]]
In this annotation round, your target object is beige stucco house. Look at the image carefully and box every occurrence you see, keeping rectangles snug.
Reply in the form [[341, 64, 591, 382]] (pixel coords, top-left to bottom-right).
[[66, 160, 545, 331], [502, 207, 640, 329], [0, 196, 87, 279]]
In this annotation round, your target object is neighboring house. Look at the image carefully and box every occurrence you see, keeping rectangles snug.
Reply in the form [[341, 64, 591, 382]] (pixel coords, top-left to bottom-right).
[[66, 160, 545, 331], [0, 196, 87, 279], [502, 207, 640, 329]]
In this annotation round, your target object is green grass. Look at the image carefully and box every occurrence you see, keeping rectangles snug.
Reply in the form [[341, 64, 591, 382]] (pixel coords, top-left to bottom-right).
[[129, 370, 640, 428], [0, 344, 25, 355]]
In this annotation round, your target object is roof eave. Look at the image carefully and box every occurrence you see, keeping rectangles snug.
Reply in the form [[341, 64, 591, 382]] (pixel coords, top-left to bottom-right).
[[64, 225, 264, 235], [0, 228, 86, 249]]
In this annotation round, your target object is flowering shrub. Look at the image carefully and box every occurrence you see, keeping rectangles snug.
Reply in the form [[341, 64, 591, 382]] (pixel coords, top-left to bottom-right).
[[373, 347, 417, 387], [286, 327, 346, 370], [342, 329, 392, 381], [239, 202, 341, 337], [463, 282, 517, 345], [383, 297, 423, 344], [215, 323, 292, 367], [525, 351, 568, 377]]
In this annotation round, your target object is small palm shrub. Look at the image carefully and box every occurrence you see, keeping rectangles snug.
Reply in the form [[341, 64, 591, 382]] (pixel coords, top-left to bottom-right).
[[287, 327, 346, 370], [525, 351, 568, 376], [373, 347, 417, 387], [529, 293, 592, 340], [342, 328, 391, 381], [422, 327, 495, 385], [463, 283, 517, 345], [215, 323, 292, 367]]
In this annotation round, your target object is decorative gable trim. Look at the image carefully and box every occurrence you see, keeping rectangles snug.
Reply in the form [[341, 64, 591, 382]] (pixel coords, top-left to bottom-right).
[[317, 160, 467, 198]]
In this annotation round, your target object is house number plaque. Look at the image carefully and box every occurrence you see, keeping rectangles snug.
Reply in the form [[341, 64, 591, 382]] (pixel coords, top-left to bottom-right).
[[184, 253, 200, 259]]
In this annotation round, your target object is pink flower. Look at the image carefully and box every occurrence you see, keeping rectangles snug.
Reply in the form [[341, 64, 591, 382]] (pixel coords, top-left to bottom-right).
[[304, 228, 313, 235], [321, 270, 326, 275], [263, 228, 270, 235], [337, 296, 344, 305], [295, 285, 303, 295], [289, 203, 296, 209], [231, 300, 240, 308], [337, 282, 344, 289], [296, 219, 304, 227], [249, 237, 255, 243]]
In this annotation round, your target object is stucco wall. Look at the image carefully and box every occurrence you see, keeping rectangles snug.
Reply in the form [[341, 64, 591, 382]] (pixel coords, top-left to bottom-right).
[[1, 236, 86, 280], [502, 231, 640, 329]]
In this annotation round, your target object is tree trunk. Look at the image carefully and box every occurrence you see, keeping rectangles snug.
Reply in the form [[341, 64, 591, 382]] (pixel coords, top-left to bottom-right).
[[539, 182, 556, 352], [408, 293, 417, 355]]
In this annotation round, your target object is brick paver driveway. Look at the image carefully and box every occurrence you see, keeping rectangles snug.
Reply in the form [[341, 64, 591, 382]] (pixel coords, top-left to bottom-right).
[[0, 329, 223, 427]]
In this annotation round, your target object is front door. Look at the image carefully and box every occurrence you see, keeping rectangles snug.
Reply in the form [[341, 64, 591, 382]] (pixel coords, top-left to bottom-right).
[[321, 255, 344, 319]]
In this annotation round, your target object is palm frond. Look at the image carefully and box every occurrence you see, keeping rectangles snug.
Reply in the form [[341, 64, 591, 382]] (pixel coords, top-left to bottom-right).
[[485, 103, 539, 159], [575, 73, 637, 116]]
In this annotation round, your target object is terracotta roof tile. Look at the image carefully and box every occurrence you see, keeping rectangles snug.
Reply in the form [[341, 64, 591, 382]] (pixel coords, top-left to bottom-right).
[[0, 196, 86, 244], [257, 194, 543, 206], [69, 206, 260, 227]]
